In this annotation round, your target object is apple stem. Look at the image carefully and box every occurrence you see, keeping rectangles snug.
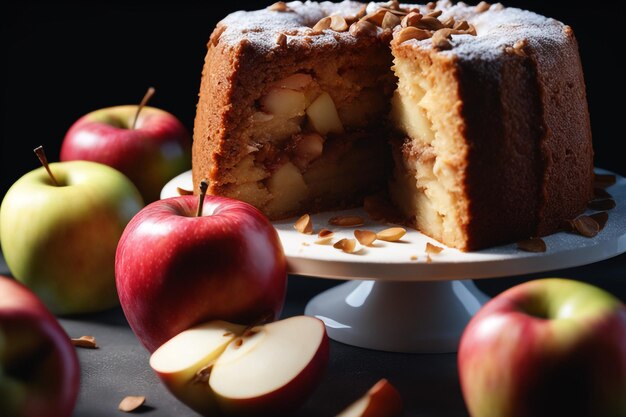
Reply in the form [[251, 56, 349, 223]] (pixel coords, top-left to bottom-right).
[[34, 146, 59, 186], [196, 179, 209, 217], [131, 87, 156, 130]]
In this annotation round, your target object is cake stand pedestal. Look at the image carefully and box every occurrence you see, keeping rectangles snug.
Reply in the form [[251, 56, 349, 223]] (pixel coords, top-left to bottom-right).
[[162, 170, 626, 353]]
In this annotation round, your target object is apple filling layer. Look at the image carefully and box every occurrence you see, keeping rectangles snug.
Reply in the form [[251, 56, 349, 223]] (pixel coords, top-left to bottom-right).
[[389, 55, 468, 249], [219, 60, 394, 219]]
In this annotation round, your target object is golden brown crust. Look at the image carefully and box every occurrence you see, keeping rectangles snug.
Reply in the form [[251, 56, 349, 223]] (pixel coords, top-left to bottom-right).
[[192, 1, 594, 251], [457, 50, 544, 250]]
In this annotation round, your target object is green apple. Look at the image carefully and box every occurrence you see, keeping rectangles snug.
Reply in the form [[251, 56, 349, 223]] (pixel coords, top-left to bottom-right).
[[0, 160, 143, 314]]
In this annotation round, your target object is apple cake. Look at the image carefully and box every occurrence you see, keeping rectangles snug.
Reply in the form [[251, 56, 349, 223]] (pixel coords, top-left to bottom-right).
[[192, 1, 594, 251]]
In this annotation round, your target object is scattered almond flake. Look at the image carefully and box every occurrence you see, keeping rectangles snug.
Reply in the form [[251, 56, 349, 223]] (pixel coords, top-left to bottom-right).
[[233, 338, 244, 348], [376, 227, 406, 242], [571, 216, 600, 238], [396, 26, 431, 44], [329, 215, 365, 227], [333, 238, 358, 253], [441, 16, 455, 28], [410, 255, 418, 261], [587, 198, 616, 211], [349, 19, 378, 37], [454, 20, 470, 31], [71, 336, 98, 349], [432, 28, 453, 50], [506, 39, 528, 56], [379, 7, 408, 17], [475, 1, 490, 12], [426, 254, 433, 263], [118, 396, 146, 413], [425, 242, 444, 255], [426, 10, 442, 18], [318, 228, 334, 238], [364, 9, 388, 26], [417, 16, 443, 30], [594, 173, 616, 188], [294, 214, 313, 234], [517, 237, 546, 253], [330, 15, 349, 32], [268, 1, 290, 12], [354, 230, 377, 246], [382, 11, 401, 29], [276, 32, 287, 47], [589, 212, 609, 230], [222, 331, 233, 337], [514, 39, 528, 50], [345, 4, 367, 24], [401, 11, 423, 28], [387, 0, 401, 11], [176, 187, 193, 196], [563, 25, 574, 36], [315, 237, 334, 245], [312, 16, 332, 31], [594, 187, 612, 199], [210, 25, 226, 47]]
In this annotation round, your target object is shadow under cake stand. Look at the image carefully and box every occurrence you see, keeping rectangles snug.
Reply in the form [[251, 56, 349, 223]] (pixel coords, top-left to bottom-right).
[[162, 170, 626, 353]]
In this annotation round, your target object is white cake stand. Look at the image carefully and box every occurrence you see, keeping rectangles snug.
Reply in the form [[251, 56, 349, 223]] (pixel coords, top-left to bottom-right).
[[162, 170, 626, 353]]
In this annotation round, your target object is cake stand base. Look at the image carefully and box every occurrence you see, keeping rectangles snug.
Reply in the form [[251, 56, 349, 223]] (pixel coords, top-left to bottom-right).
[[305, 279, 489, 353]]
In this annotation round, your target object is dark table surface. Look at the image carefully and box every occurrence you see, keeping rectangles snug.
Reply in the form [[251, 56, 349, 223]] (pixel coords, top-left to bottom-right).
[[1, 251, 625, 417]]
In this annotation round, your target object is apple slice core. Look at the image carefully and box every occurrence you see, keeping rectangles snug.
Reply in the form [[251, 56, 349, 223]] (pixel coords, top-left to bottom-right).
[[209, 316, 326, 398], [150, 320, 244, 375]]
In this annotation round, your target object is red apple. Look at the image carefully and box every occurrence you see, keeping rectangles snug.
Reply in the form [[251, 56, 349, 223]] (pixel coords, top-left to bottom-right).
[[0, 275, 80, 417], [60, 90, 191, 203], [115, 193, 287, 352], [150, 316, 329, 416], [336, 379, 403, 417], [458, 278, 626, 417]]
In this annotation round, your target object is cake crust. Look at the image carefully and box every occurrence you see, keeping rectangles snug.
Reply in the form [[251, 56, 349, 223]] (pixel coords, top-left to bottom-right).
[[192, 1, 594, 251]]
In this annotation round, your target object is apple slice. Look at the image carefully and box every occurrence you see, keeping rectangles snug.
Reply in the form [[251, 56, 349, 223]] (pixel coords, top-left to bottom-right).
[[209, 316, 329, 416], [149, 320, 245, 415], [306, 92, 344, 135], [261, 88, 307, 118], [337, 379, 403, 417]]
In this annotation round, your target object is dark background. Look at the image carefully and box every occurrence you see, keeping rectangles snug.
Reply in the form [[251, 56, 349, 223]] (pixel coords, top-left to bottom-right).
[[1, 1, 625, 199], [2, 2, 626, 417]]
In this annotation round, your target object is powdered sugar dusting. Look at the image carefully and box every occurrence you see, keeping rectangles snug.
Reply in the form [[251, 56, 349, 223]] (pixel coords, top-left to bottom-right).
[[404, 1, 567, 61], [216, 1, 568, 63], [218, 1, 368, 55]]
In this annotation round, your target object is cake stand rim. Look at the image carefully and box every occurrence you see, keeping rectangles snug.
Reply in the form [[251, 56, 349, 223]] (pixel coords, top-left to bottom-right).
[[161, 169, 626, 282]]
